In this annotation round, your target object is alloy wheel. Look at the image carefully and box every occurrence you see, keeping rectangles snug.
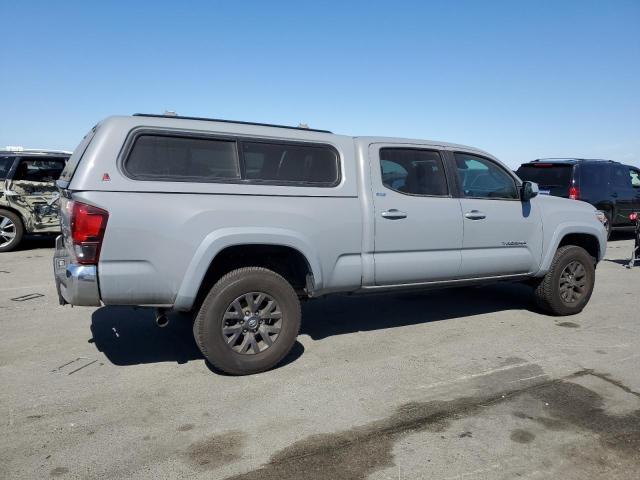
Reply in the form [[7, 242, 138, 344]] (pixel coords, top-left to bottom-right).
[[0, 215, 17, 248], [222, 292, 282, 355], [559, 260, 587, 304]]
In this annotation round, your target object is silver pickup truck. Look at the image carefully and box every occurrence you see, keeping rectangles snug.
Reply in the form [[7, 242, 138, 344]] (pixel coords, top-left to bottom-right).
[[54, 114, 607, 374]]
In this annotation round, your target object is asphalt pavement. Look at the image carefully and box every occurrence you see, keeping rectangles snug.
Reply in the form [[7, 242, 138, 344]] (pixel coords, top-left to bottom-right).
[[1, 234, 639, 479]]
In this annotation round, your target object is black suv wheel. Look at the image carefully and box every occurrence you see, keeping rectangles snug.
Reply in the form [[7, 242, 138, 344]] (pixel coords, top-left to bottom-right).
[[193, 267, 301, 375], [533, 245, 595, 316]]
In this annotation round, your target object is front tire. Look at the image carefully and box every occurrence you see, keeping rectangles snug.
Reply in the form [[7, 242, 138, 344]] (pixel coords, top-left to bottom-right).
[[193, 267, 301, 375], [533, 245, 595, 316], [0, 209, 24, 252]]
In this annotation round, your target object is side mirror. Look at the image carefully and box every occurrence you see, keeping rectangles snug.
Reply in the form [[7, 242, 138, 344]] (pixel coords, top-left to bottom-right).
[[521, 181, 539, 201]]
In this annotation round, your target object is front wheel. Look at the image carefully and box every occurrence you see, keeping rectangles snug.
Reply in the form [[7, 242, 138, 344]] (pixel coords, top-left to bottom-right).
[[533, 245, 595, 316], [193, 267, 301, 375]]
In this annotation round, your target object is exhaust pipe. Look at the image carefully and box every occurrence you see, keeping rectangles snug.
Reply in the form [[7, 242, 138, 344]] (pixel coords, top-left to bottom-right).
[[155, 308, 169, 328]]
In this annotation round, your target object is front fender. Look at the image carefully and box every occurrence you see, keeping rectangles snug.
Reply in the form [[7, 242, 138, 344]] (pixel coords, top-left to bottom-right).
[[535, 221, 607, 276], [172, 227, 323, 311]]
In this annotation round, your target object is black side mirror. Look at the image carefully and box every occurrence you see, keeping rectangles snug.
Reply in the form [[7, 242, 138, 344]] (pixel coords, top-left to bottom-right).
[[521, 181, 539, 201]]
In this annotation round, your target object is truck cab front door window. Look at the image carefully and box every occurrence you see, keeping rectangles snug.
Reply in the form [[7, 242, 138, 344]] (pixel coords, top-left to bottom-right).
[[454, 153, 518, 199]]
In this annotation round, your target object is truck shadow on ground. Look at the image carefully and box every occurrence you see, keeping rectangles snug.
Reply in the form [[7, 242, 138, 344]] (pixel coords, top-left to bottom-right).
[[300, 282, 535, 340], [90, 282, 535, 369], [90, 307, 202, 365], [90, 306, 305, 370]]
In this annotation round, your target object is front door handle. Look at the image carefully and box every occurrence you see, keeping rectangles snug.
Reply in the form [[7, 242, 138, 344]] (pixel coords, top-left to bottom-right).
[[381, 209, 407, 220], [464, 210, 486, 220]]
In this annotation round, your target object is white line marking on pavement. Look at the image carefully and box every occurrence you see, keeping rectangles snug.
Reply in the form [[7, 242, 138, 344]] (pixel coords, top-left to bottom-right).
[[416, 362, 534, 390], [0, 284, 51, 292]]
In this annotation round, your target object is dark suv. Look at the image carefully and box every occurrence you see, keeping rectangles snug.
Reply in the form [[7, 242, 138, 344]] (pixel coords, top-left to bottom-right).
[[516, 159, 640, 237]]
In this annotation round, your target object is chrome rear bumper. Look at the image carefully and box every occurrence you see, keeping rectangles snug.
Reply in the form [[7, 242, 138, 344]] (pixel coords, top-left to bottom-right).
[[53, 235, 101, 306]]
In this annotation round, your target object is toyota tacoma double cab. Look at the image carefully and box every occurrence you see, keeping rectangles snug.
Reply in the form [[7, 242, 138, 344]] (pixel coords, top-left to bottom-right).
[[54, 114, 607, 375]]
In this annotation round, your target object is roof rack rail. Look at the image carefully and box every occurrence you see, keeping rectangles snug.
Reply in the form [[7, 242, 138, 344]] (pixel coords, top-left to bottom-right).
[[132, 113, 332, 134]]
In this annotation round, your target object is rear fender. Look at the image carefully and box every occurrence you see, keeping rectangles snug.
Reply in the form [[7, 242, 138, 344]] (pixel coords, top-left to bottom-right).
[[173, 227, 322, 311]]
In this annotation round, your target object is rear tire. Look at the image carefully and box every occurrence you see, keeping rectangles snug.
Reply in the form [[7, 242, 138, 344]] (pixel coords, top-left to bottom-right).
[[193, 267, 301, 375], [533, 246, 595, 316], [0, 209, 24, 252]]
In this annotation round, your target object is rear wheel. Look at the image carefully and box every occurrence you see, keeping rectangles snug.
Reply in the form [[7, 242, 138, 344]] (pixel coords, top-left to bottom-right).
[[533, 245, 595, 316], [193, 267, 301, 375], [0, 209, 24, 252]]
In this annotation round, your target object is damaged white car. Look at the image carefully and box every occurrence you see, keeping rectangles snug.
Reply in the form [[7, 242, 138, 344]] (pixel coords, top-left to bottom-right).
[[0, 148, 70, 251]]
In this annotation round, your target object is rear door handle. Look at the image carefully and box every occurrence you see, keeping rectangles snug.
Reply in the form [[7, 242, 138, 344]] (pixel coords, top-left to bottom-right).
[[464, 210, 486, 220], [381, 209, 407, 220]]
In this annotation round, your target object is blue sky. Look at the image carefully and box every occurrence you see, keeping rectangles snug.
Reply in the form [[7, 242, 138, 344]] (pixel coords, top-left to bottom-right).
[[1, 0, 639, 168]]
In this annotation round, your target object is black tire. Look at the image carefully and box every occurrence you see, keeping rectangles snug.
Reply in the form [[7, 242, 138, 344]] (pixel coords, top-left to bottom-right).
[[533, 245, 595, 316], [193, 267, 301, 375], [0, 209, 24, 252]]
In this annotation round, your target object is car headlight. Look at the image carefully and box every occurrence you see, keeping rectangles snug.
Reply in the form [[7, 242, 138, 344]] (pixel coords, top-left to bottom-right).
[[595, 210, 607, 225]]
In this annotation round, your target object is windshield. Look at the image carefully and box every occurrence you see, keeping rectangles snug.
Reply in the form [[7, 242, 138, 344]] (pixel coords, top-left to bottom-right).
[[516, 163, 574, 187]]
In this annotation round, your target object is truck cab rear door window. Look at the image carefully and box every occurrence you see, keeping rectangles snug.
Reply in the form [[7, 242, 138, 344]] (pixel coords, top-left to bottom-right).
[[379, 148, 448, 196]]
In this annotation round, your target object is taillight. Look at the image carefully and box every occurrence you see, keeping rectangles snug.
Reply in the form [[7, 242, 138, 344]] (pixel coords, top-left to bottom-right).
[[569, 186, 580, 200], [70, 201, 109, 265], [631, 212, 638, 222]]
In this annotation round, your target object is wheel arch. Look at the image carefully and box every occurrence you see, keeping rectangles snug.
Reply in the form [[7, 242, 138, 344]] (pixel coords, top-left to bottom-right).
[[0, 205, 27, 229], [173, 227, 323, 311], [537, 223, 605, 275], [557, 233, 600, 260]]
